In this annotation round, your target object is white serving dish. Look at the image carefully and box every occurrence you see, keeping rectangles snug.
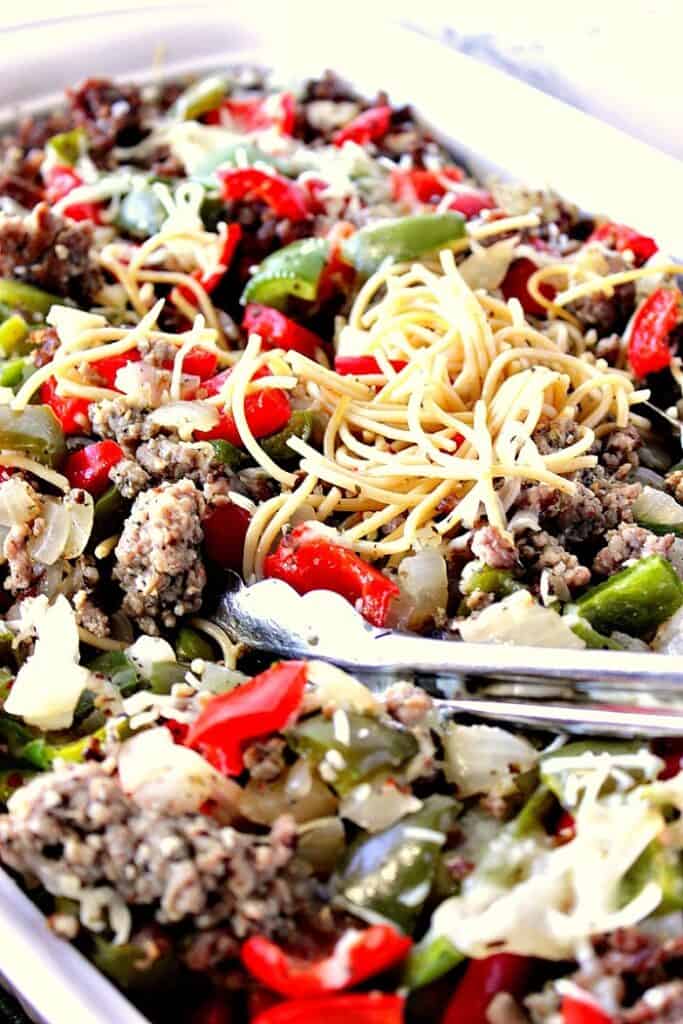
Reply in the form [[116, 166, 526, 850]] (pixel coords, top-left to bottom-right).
[[0, 6, 682, 1022]]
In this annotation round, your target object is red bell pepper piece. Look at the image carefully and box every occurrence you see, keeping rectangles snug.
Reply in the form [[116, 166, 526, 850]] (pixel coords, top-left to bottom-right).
[[317, 221, 357, 303], [195, 386, 290, 447], [91, 348, 142, 388], [264, 524, 400, 628], [252, 994, 404, 1024], [555, 810, 576, 845], [243, 305, 323, 359], [334, 356, 407, 376], [562, 992, 614, 1024], [627, 287, 681, 378], [390, 167, 463, 205], [332, 105, 392, 147], [447, 189, 495, 219], [206, 92, 296, 135], [442, 954, 532, 1024], [218, 169, 309, 222], [500, 257, 556, 317], [202, 502, 252, 572], [589, 221, 658, 267], [91, 346, 217, 390], [40, 377, 92, 434], [174, 223, 243, 307], [241, 926, 411, 999], [44, 165, 102, 223], [201, 223, 243, 293], [185, 661, 307, 775], [653, 737, 683, 780], [64, 440, 124, 497], [173, 347, 219, 380], [197, 366, 291, 446]]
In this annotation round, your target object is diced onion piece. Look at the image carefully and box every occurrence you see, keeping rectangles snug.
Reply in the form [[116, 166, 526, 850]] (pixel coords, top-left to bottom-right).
[[397, 547, 448, 627], [459, 237, 517, 291], [306, 659, 378, 714], [126, 635, 176, 678], [633, 486, 683, 531], [238, 761, 338, 826], [459, 590, 586, 649], [47, 305, 107, 347], [148, 401, 219, 441], [4, 595, 90, 730], [28, 497, 70, 565], [199, 662, 247, 693], [444, 724, 538, 797], [340, 778, 422, 832], [118, 726, 239, 814], [0, 477, 41, 527], [62, 490, 94, 558]]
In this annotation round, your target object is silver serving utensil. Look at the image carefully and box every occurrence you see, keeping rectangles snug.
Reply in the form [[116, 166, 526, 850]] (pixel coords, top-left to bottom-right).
[[215, 575, 683, 736], [215, 574, 683, 692], [431, 697, 683, 736], [642, 400, 683, 442]]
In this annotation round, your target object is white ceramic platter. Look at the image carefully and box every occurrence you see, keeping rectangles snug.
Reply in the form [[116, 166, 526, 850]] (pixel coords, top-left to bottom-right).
[[0, 5, 681, 1021]]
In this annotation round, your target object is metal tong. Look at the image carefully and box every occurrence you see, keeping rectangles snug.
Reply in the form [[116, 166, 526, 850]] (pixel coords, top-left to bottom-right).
[[215, 574, 683, 737]]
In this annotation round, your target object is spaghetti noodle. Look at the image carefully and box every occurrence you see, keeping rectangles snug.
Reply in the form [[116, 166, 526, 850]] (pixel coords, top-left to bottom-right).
[[238, 251, 645, 574]]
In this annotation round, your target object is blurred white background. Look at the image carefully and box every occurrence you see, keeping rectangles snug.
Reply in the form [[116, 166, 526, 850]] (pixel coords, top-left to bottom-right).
[[4, 0, 683, 159]]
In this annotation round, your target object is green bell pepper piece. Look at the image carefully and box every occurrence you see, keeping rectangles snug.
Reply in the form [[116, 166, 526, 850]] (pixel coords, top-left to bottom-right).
[[461, 562, 521, 598], [241, 238, 330, 309], [513, 783, 557, 837], [149, 661, 189, 694], [575, 555, 683, 636], [540, 739, 644, 806], [0, 666, 13, 699], [260, 410, 314, 463], [403, 935, 464, 990], [0, 314, 29, 357], [91, 486, 129, 546], [0, 280, 60, 317], [620, 840, 683, 916], [334, 794, 461, 931], [0, 405, 65, 467], [341, 212, 466, 279], [0, 358, 28, 389], [175, 626, 214, 663], [0, 715, 107, 770], [89, 651, 140, 697], [170, 74, 230, 121], [116, 187, 166, 239], [210, 438, 250, 469], [46, 128, 87, 166], [92, 934, 177, 992], [288, 712, 418, 795], [563, 607, 623, 650]]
